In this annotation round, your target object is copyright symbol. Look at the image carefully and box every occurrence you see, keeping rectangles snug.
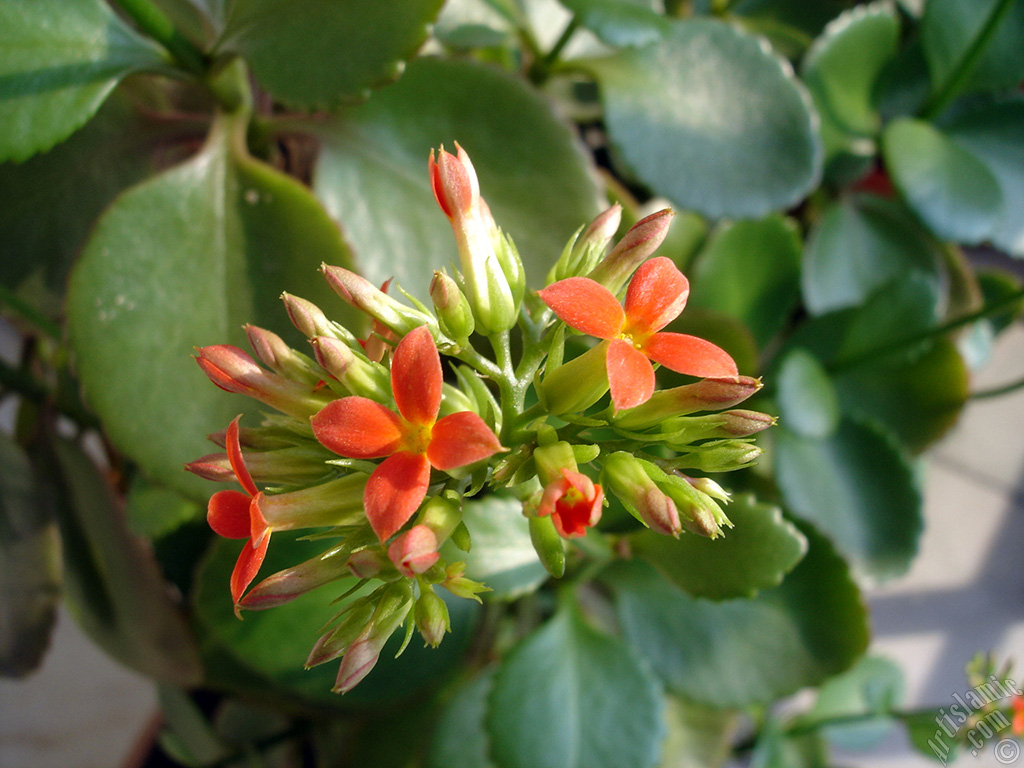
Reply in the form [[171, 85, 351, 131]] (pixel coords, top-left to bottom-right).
[[996, 738, 1021, 764]]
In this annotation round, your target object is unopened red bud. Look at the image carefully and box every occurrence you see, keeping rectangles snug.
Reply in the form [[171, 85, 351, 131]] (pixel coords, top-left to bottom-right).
[[430, 144, 478, 220], [388, 525, 440, 577], [613, 376, 762, 430], [587, 209, 674, 294]]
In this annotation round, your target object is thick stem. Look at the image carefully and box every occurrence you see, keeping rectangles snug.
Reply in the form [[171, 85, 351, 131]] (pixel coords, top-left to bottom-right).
[[113, 0, 208, 75]]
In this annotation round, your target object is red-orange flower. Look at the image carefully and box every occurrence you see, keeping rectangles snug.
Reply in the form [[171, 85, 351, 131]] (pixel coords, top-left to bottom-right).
[[538, 469, 603, 538], [312, 326, 504, 541], [538, 257, 738, 410], [206, 416, 271, 605]]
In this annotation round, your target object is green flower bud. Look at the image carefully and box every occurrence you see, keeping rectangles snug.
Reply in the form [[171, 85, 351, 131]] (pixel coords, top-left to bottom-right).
[[430, 270, 475, 343], [414, 586, 451, 647], [540, 342, 610, 416], [528, 514, 566, 578]]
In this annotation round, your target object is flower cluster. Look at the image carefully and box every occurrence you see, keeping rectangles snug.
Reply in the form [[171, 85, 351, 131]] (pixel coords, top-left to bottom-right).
[[188, 144, 772, 692]]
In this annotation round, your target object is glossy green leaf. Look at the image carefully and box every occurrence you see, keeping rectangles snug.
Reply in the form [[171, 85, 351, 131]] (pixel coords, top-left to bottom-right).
[[774, 417, 923, 580], [0, 0, 167, 162], [47, 436, 203, 685], [688, 215, 802, 347], [0, 434, 60, 677], [126, 478, 204, 541], [922, 0, 1024, 98], [802, 194, 945, 315], [194, 533, 478, 709], [426, 669, 497, 768], [776, 348, 839, 439], [215, 0, 443, 108], [457, 494, 547, 600], [590, 18, 821, 219], [946, 99, 1024, 256], [67, 115, 359, 501], [802, 2, 899, 170], [631, 493, 807, 600], [607, 523, 869, 708], [487, 605, 664, 768], [557, 0, 668, 47], [883, 118, 1002, 244], [313, 57, 600, 299]]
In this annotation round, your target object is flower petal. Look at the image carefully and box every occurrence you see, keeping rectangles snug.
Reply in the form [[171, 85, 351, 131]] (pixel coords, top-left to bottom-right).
[[624, 256, 689, 334], [208, 490, 253, 539], [364, 451, 431, 541], [643, 333, 739, 378], [230, 533, 270, 606], [607, 339, 656, 411], [312, 397, 404, 458], [225, 415, 258, 496], [427, 412, 505, 470], [537, 278, 625, 339], [391, 325, 442, 426]]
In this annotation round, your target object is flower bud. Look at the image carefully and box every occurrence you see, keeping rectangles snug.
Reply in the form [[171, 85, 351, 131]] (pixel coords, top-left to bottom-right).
[[430, 270, 475, 343], [686, 476, 731, 504], [186, 445, 332, 486], [321, 264, 438, 338], [333, 580, 414, 692], [310, 335, 391, 402], [540, 342, 611, 416], [673, 440, 762, 473], [346, 548, 387, 579], [414, 586, 451, 647], [281, 292, 359, 346], [416, 495, 463, 544], [244, 325, 321, 384], [256, 473, 368, 532], [587, 209, 674, 295], [194, 344, 333, 418], [442, 563, 490, 601], [528, 514, 566, 577], [388, 525, 441, 577], [613, 376, 762, 430], [602, 452, 681, 536], [648, 467, 731, 539], [306, 596, 376, 668], [240, 544, 352, 611], [549, 204, 622, 283]]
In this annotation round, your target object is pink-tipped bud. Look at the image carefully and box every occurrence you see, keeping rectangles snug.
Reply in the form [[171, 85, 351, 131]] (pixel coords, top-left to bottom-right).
[[321, 265, 437, 338], [550, 204, 623, 283], [281, 292, 356, 345], [587, 209, 674, 294], [613, 376, 763, 430], [240, 545, 353, 611], [387, 525, 440, 577], [715, 410, 776, 437], [674, 440, 763, 473], [602, 452, 682, 537], [430, 144, 479, 221], [346, 549, 386, 579], [332, 581, 414, 692], [310, 336, 391, 401]]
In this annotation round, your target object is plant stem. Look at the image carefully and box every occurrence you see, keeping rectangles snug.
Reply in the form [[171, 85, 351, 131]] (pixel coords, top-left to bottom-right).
[[113, 0, 208, 76], [0, 359, 98, 428], [971, 373, 1024, 400], [0, 285, 61, 339], [828, 286, 1024, 374], [920, 0, 1016, 119], [529, 16, 580, 83]]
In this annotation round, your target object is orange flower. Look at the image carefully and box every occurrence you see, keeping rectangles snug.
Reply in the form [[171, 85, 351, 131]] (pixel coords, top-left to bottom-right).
[[538, 257, 737, 410], [538, 469, 603, 538], [312, 326, 504, 541]]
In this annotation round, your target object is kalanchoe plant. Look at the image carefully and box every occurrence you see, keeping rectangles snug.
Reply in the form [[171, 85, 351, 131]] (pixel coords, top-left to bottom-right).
[[188, 145, 770, 692]]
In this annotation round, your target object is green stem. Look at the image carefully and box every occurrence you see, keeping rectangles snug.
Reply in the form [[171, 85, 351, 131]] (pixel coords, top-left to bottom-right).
[[112, 0, 208, 76], [971, 373, 1024, 400], [529, 16, 580, 83], [920, 0, 1016, 119], [0, 360, 98, 428], [828, 286, 1024, 374], [0, 285, 61, 339]]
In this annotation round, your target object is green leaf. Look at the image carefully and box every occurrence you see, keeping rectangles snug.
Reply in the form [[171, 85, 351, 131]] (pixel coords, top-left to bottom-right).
[[630, 493, 807, 600], [776, 348, 839, 439], [945, 99, 1024, 256], [883, 118, 1002, 244], [126, 478, 203, 541], [689, 215, 802, 347], [487, 605, 664, 768], [802, 194, 944, 315], [607, 522, 869, 708], [0, 433, 60, 677], [194, 533, 479, 709], [0, 0, 167, 162], [749, 720, 829, 768], [801, 2, 899, 171], [215, 0, 443, 108], [426, 669, 498, 768], [313, 57, 600, 299], [457, 494, 547, 600], [659, 697, 737, 768], [922, 0, 1024, 98], [773, 417, 923, 580], [590, 18, 821, 219], [905, 711, 958, 763], [46, 436, 203, 685], [557, 0, 669, 47], [67, 115, 359, 501]]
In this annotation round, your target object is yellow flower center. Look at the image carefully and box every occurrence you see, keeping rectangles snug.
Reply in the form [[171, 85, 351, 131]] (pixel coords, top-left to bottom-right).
[[404, 421, 434, 455]]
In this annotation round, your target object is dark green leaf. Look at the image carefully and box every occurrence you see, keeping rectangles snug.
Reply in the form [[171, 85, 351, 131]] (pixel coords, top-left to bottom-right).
[[557, 0, 669, 47], [313, 57, 600, 299], [945, 99, 1024, 256], [590, 18, 821, 219], [487, 605, 664, 768], [0, 433, 60, 677], [426, 669, 497, 768], [607, 522, 869, 708], [457, 494, 547, 600], [773, 417, 923, 579], [67, 115, 359, 501], [883, 118, 1002, 244], [776, 348, 839, 439], [46, 436, 203, 684], [631, 493, 807, 600], [126, 478, 203, 541], [689, 216, 802, 347], [215, 0, 443, 108], [905, 711, 958, 763], [802, 195, 945, 315], [0, 0, 167, 161]]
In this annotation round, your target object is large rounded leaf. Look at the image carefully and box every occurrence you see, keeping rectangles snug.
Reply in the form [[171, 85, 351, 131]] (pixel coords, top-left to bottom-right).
[[67, 116, 359, 500], [773, 417, 923, 580], [216, 0, 443, 108], [487, 605, 664, 768], [607, 523, 869, 708], [0, 0, 167, 161], [630, 493, 807, 600], [313, 57, 601, 298], [457, 495, 547, 600], [590, 18, 821, 219]]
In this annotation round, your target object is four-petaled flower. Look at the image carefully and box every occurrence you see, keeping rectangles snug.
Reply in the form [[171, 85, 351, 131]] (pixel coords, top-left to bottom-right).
[[206, 416, 271, 606], [538, 256, 738, 411], [538, 469, 603, 538], [312, 325, 504, 541]]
